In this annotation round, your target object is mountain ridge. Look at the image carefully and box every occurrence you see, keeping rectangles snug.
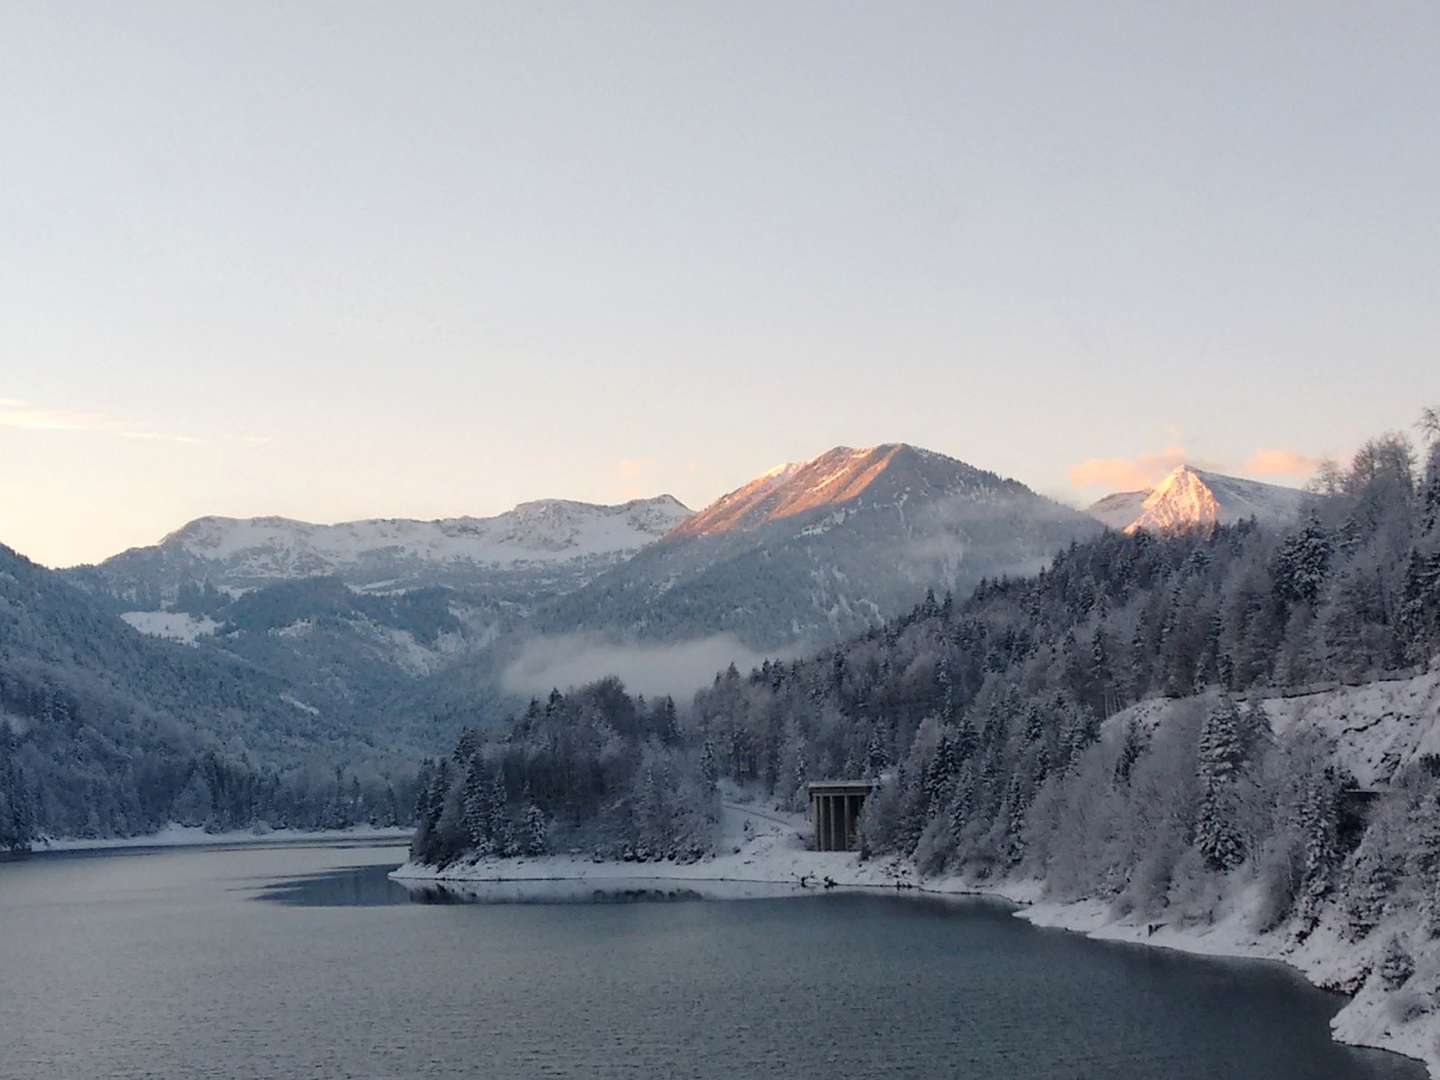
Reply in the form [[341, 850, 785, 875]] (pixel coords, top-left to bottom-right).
[[69, 495, 693, 603]]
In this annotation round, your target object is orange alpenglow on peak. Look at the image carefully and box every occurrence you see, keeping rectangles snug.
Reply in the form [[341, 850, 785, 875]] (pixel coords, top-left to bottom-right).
[[1086, 464, 1309, 535], [668, 444, 912, 540]]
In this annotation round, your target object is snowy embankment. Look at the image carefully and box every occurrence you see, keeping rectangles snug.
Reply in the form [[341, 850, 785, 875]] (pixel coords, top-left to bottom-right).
[[392, 671, 1440, 1078], [35, 823, 412, 853], [392, 796, 1434, 1076]]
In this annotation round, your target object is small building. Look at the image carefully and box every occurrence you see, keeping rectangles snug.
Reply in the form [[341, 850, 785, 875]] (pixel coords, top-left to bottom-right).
[[807, 780, 876, 852]]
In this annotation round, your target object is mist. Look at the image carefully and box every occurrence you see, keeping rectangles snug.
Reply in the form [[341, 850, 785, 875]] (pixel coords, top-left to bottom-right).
[[500, 632, 781, 702]]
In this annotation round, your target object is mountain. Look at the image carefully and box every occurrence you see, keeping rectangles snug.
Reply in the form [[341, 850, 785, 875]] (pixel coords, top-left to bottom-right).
[[532, 444, 1103, 650], [70, 496, 693, 603], [0, 541, 419, 845], [58, 496, 692, 736], [1087, 465, 1309, 534]]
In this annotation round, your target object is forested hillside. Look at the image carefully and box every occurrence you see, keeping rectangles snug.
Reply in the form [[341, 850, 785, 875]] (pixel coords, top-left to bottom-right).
[[0, 546, 419, 851], [414, 418, 1440, 970]]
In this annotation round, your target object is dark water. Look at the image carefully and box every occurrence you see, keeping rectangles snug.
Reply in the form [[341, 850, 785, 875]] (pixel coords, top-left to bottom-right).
[[0, 842, 1424, 1080]]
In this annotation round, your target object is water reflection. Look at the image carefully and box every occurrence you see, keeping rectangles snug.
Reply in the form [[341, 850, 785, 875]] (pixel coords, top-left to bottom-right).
[[255, 864, 803, 906], [4, 843, 1424, 1080]]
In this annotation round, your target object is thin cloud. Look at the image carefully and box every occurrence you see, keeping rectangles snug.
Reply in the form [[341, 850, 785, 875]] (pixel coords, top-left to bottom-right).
[[616, 457, 659, 479], [1244, 448, 1321, 479], [1068, 445, 1189, 491], [118, 430, 205, 446], [0, 397, 204, 445]]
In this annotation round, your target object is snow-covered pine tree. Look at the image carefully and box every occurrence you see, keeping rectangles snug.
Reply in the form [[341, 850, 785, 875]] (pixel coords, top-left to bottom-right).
[[1273, 512, 1332, 606], [1004, 773, 1027, 866], [1195, 698, 1247, 871], [1347, 847, 1397, 942], [865, 725, 888, 778], [486, 769, 511, 857], [1298, 776, 1340, 933], [700, 738, 719, 790], [1380, 934, 1415, 989], [462, 757, 490, 853], [923, 728, 956, 818], [523, 801, 549, 857], [949, 762, 976, 850], [1113, 720, 1144, 786]]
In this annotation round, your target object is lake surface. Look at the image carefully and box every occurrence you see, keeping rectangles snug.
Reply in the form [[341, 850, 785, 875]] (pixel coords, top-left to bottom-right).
[[0, 841, 1424, 1080]]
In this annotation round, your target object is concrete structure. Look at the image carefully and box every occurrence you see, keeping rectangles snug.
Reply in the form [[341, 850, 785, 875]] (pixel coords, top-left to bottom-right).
[[807, 780, 876, 852]]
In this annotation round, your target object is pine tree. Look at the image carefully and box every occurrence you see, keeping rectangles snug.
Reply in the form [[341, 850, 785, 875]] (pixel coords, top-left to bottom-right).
[[462, 757, 490, 853], [1298, 776, 1340, 932], [1195, 699, 1246, 871], [1380, 934, 1415, 989], [865, 726, 889, 777], [523, 802, 549, 856], [1346, 849, 1395, 941], [700, 738, 719, 789], [412, 759, 434, 824], [486, 769, 511, 856], [1273, 512, 1333, 605], [923, 729, 956, 817], [949, 763, 976, 850], [426, 759, 451, 829], [1004, 774, 1027, 866], [1113, 720, 1144, 786]]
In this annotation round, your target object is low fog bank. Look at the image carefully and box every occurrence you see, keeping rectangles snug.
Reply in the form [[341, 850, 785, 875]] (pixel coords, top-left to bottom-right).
[[500, 632, 788, 701]]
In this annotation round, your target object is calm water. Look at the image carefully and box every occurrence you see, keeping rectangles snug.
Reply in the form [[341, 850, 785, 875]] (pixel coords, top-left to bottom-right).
[[0, 842, 1424, 1080]]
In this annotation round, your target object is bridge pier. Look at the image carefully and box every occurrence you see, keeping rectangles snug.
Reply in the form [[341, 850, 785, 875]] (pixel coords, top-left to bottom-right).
[[807, 781, 876, 852]]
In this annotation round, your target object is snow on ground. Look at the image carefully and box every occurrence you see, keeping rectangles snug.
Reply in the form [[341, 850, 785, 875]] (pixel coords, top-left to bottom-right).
[[392, 796, 917, 892], [34, 823, 412, 853], [120, 610, 220, 645], [161, 496, 693, 574], [1263, 670, 1440, 787], [392, 786, 1438, 1078], [1104, 666, 1440, 789], [279, 693, 321, 716]]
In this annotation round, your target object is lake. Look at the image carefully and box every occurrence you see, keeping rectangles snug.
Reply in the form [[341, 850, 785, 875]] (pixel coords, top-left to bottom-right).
[[0, 840, 1423, 1080]]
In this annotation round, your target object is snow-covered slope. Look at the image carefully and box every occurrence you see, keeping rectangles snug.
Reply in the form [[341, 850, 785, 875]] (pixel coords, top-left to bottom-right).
[[539, 444, 1102, 648], [74, 496, 693, 600], [1087, 466, 1309, 534]]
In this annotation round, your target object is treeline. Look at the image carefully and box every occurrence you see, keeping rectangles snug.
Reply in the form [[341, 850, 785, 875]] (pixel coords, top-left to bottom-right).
[[410, 679, 718, 866], [0, 689, 418, 852]]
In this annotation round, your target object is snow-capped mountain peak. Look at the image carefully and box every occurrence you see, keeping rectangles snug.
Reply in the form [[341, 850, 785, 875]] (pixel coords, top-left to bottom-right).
[[667, 444, 999, 540], [93, 495, 694, 597], [1088, 465, 1308, 534]]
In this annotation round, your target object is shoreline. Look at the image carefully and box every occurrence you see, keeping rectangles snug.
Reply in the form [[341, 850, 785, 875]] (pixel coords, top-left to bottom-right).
[[392, 799, 1437, 1079], [30, 823, 413, 854]]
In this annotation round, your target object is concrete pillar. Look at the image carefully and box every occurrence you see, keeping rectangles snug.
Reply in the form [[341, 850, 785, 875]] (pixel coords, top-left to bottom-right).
[[819, 794, 830, 851], [833, 794, 843, 851]]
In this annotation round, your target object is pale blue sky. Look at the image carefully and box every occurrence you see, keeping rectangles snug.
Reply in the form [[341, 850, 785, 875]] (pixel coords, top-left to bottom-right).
[[2, 2, 1436, 566]]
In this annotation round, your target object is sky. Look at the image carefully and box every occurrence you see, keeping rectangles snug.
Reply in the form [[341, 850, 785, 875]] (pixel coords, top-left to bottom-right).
[[2, 2, 1437, 568]]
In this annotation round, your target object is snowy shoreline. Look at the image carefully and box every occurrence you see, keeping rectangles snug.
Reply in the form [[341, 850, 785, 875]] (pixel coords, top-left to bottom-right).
[[391, 799, 1437, 1079], [30, 823, 413, 853]]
